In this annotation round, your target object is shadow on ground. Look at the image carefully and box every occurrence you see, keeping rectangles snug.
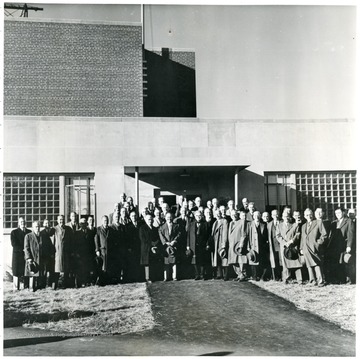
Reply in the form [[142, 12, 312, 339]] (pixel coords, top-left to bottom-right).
[[4, 335, 77, 349]]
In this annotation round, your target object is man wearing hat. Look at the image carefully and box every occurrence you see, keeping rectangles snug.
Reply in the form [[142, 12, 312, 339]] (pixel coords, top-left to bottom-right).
[[300, 208, 327, 286], [159, 212, 181, 281], [24, 220, 54, 291]]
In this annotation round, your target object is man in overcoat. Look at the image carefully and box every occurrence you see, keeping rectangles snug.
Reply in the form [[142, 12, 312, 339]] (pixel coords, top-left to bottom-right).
[[139, 214, 162, 283], [229, 210, 249, 281], [11, 217, 31, 290], [66, 211, 79, 287], [187, 211, 212, 280], [328, 207, 356, 284], [267, 209, 282, 280], [159, 212, 181, 281], [24, 220, 53, 291], [126, 211, 143, 283], [300, 208, 327, 286], [95, 215, 117, 284], [248, 211, 269, 281], [211, 209, 228, 279], [110, 212, 127, 283], [53, 215, 73, 289], [74, 218, 95, 287], [276, 211, 304, 284], [40, 218, 55, 287]]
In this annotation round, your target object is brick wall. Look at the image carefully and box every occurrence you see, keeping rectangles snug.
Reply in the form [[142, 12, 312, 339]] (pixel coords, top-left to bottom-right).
[[4, 19, 143, 117]]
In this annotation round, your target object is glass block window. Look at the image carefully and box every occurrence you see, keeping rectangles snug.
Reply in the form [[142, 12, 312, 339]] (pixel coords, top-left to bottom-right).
[[3, 175, 60, 229], [296, 171, 357, 221]]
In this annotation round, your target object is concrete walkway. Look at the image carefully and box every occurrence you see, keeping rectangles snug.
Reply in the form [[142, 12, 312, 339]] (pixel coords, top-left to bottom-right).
[[4, 280, 355, 356]]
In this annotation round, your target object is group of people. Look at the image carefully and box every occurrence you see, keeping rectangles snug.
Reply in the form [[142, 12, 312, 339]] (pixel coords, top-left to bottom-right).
[[10, 193, 356, 291]]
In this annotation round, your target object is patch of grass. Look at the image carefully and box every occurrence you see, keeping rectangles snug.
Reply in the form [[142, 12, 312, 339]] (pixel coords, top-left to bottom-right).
[[250, 280, 356, 333], [4, 282, 155, 336]]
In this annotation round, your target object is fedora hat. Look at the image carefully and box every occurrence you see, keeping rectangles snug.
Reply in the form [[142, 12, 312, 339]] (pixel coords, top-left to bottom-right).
[[246, 249, 258, 263], [219, 248, 227, 259], [27, 261, 39, 274], [234, 240, 248, 256], [166, 246, 175, 256], [284, 245, 299, 260]]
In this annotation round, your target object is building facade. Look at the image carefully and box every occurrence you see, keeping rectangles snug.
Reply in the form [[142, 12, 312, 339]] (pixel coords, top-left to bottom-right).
[[2, 17, 357, 266]]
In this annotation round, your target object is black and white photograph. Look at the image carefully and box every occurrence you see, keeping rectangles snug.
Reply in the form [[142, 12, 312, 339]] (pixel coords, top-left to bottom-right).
[[1, 1, 357, 356]]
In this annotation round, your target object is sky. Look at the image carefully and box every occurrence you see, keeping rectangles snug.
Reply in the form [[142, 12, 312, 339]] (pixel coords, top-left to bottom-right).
[[10, 2, 357, 120]]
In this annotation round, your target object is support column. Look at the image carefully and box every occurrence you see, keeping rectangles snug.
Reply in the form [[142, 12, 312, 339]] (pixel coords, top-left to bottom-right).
[[135, 166, 139, 207], [234, 168, 239, 209], [59, 175, 65, 217], [86, 177, 91, 217]]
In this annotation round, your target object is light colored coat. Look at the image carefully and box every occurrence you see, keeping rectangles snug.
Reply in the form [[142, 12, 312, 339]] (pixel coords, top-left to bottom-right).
[[300, 220, 327, 267], [276, 221, 303, 269]]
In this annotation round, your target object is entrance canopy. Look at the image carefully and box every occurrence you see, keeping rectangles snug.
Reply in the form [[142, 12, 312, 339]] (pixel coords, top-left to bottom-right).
[[125, 165, 249, 208]]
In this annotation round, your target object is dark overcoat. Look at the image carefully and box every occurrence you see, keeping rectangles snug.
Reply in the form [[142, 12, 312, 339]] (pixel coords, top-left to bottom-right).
[[40, 228, 56, 272], [248, 221, 269, 267], [53, 225, 73, 273], [94, 225, 117, 273], [10, 227, 31, 276], [139, 224, 161, 266], [187, 221, 211, 266], [329, 217, 355, 262], [74, 228, 96, 275], [300, 220, 327, 267]]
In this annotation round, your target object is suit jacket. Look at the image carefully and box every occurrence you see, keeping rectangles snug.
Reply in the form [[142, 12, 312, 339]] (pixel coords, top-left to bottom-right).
[[159, 222, 181, 264], [53, 225, 73, 273], [66, 222, 79, 234], [158, 222, 181, 247], [10, 227, 31, 276], [187, 220, 211, 265]]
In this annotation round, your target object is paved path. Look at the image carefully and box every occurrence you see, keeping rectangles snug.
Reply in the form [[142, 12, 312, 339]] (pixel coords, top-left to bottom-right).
[[4, 280, 355, 356]]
